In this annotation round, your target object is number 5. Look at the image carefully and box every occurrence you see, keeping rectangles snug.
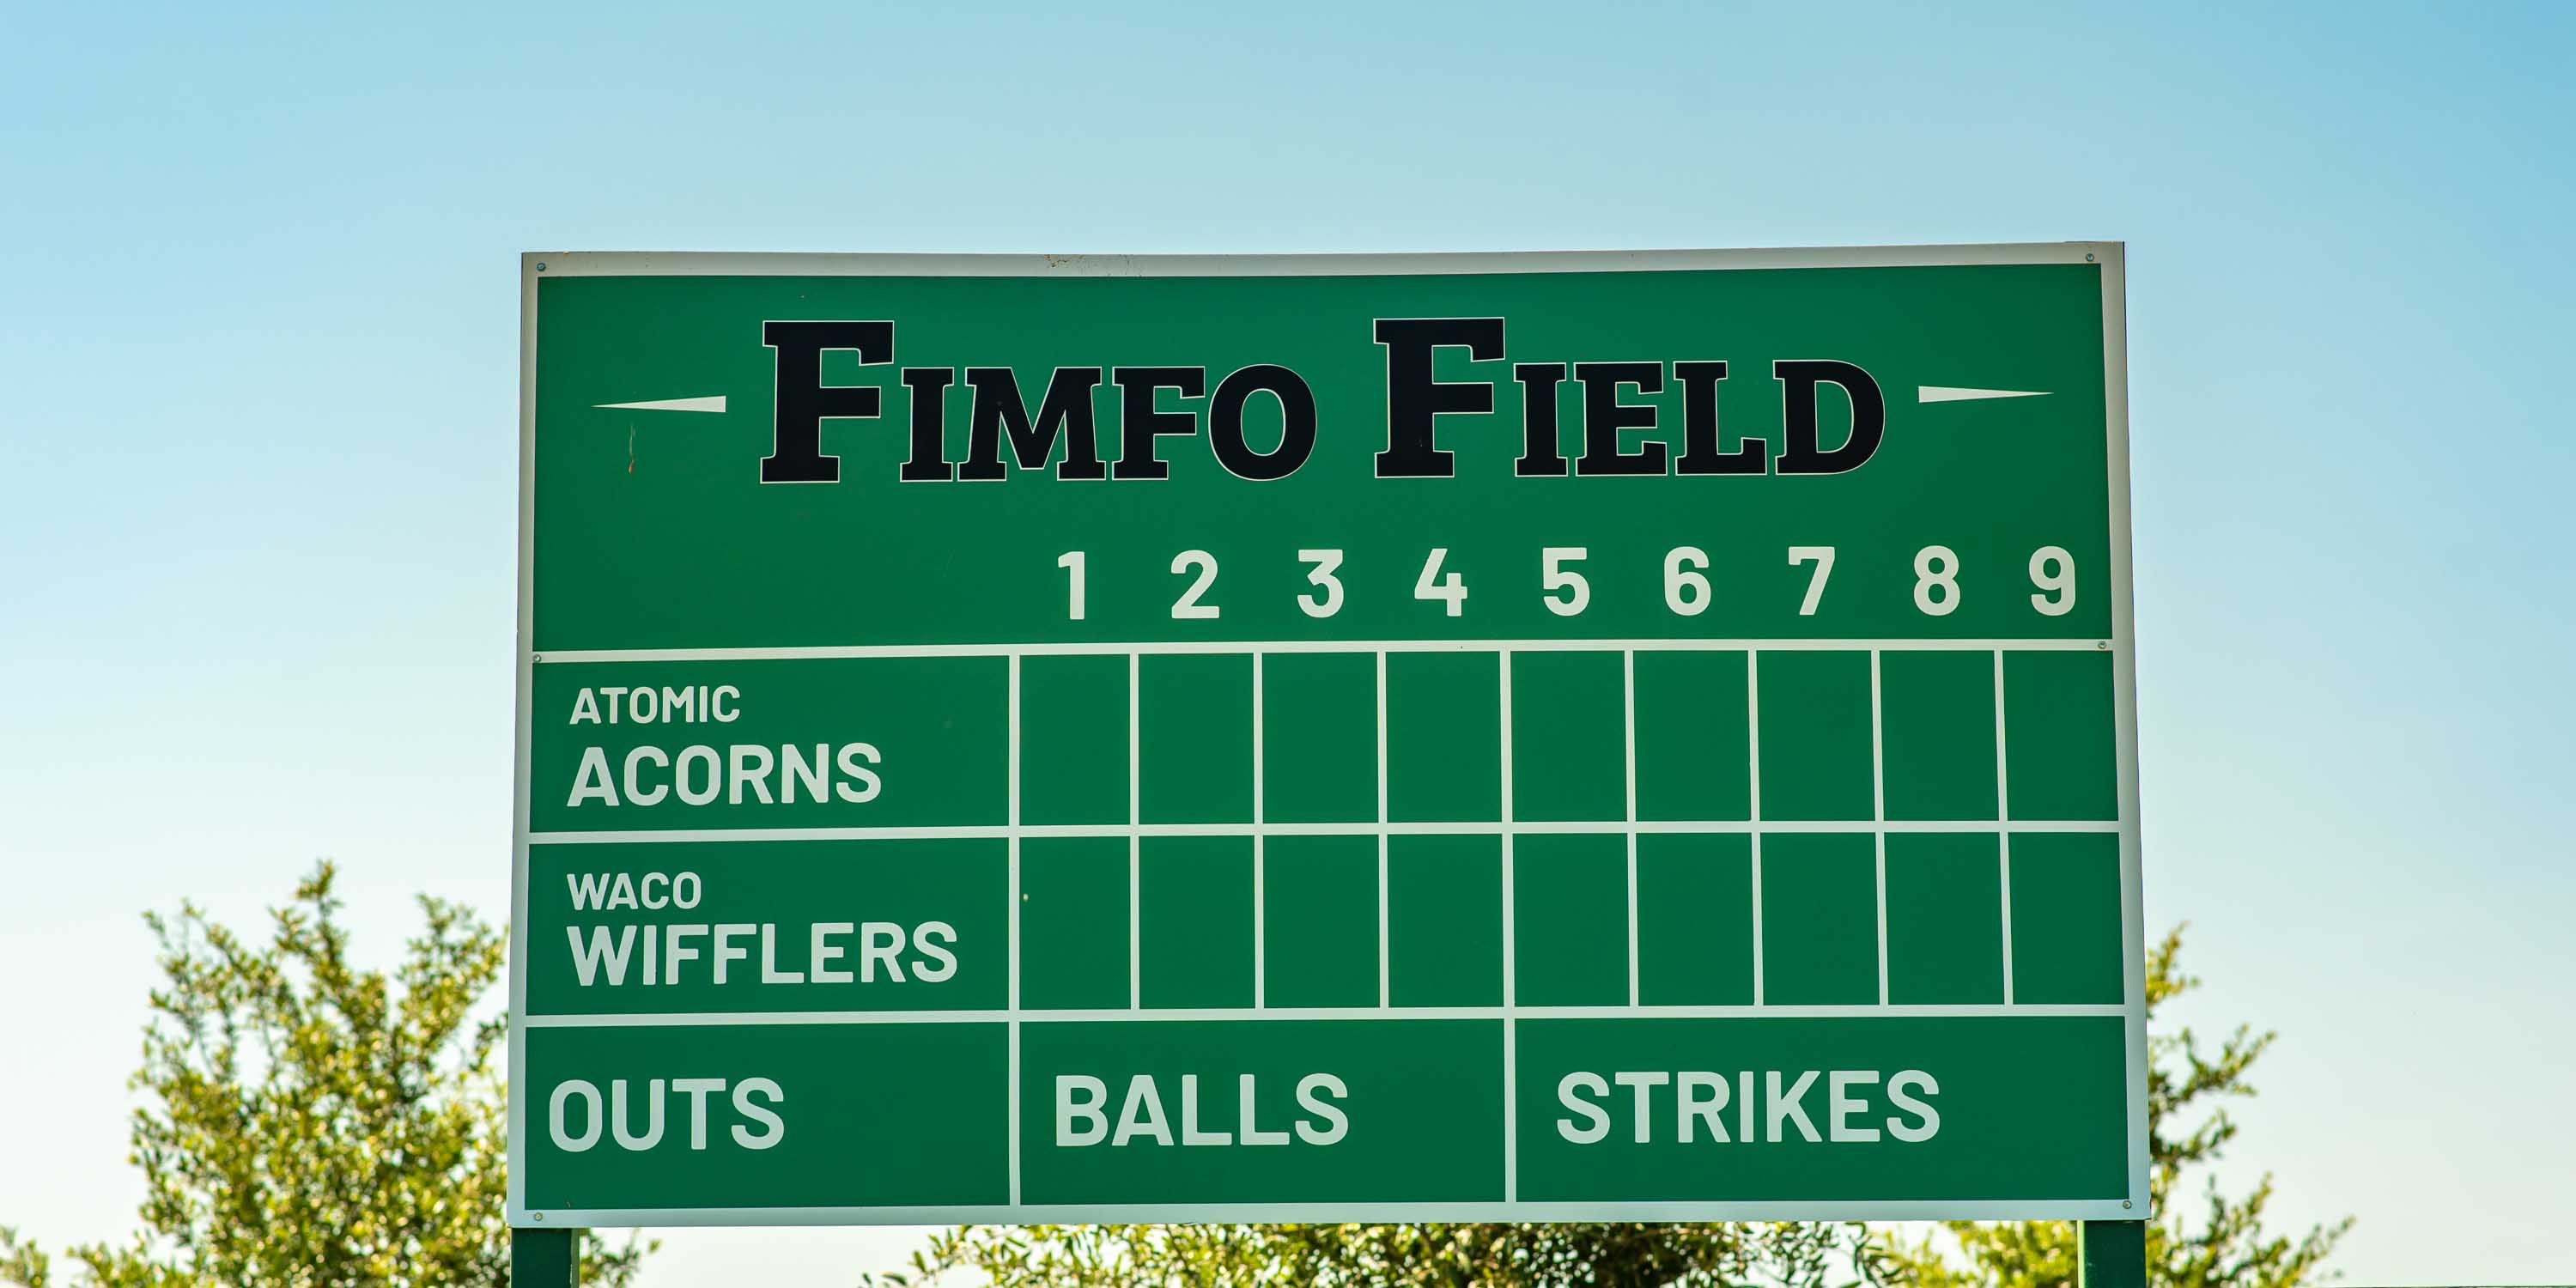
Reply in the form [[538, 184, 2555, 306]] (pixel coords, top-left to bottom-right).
[[1789, 546, 1835, 616], [1540, 547, 1589, 617]]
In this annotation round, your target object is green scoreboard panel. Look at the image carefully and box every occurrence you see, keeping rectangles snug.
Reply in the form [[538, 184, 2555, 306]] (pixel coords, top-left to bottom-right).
[[508, 246, 2147, 1226]]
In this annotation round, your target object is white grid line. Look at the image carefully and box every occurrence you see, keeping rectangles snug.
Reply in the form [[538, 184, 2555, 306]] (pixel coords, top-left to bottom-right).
[[1376, 651, 1391, 1009], [1870, 650, 1890, 1007], [1252, 652, 1266, 1011], [1498, 648, 1516, 1203], [536, 636, 2113, 664], [531, 819, 2120, 845], [1748, 651, 1765, 1005], [524, 1001, 2124, 1028], [1005, 655, 1022, 1206], [1996, 650, 2016, 1005], [1624, 650, 1640, 1008], [1128, 653, 1142, 1012]]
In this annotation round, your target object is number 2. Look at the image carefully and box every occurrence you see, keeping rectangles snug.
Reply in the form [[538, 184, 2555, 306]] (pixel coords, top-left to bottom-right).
[[1789, 546, 1835, 616], [1171, 550, 1219, 619]]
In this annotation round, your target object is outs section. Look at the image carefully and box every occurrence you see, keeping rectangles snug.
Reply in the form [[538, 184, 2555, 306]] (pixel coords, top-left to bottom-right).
[[521, 1020, 1009, 1211]]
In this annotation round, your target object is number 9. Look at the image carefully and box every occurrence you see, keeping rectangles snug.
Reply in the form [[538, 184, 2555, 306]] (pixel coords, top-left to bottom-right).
[[2028, 546, 2075, 616]]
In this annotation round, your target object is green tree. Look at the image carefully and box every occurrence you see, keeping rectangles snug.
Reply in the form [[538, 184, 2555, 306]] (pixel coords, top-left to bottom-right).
[[1885, 927, 2348, 1288], [886, 926, 2342, 1288], [0, 864, 647, 1288]]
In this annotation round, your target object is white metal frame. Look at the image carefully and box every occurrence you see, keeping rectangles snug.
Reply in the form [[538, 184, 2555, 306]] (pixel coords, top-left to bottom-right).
[[508, 241, 2143, 1228]]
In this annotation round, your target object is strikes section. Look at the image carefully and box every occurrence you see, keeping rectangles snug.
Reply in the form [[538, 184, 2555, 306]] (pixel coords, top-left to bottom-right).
[[1513, 1015, 2127, 1202]]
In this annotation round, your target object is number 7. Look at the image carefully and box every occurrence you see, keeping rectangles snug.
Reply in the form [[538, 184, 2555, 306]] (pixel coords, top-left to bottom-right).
[[1788, 546, 1836, 617]]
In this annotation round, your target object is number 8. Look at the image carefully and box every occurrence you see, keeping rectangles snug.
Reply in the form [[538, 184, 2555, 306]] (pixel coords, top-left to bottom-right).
[[1913, 545, 1960, 617]]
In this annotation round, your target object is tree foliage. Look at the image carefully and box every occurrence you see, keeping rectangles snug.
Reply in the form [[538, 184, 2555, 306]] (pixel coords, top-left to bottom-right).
[[0, 864, 645, 1288], [883, 926, 2343, 1288], [888, 1219, 1894, 1288], [1886, 927, 2348, 1288]]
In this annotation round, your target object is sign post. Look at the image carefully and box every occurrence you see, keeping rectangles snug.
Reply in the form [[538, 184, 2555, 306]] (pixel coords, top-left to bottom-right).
[[508, 244, 2146, 1227], [2081, 1218, 2148, 1288], [510, 1226, 574, 1287]]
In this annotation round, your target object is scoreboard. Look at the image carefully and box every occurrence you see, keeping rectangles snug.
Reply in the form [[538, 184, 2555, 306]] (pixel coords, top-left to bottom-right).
[[507, 245, 2147, 1226]]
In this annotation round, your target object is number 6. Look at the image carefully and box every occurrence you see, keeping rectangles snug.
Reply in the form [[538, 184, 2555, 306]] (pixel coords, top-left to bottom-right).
[[1664, 547, 1711, 617]]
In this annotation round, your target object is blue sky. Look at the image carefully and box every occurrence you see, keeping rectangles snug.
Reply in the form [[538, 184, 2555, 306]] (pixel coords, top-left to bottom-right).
[[3, 2, 2570, 1283]]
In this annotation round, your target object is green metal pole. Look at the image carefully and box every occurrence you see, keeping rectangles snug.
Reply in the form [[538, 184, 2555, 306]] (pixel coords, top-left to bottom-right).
[[2078, 1219, 2147, 1288], [512, 1226, 578, 1288]]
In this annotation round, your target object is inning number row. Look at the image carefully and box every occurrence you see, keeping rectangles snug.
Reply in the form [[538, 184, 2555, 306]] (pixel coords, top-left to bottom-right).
[[1054, 546, 2081, 620]]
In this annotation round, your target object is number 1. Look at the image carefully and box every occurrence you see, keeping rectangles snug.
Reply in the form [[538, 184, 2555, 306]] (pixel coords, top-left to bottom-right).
[[1057, 551, 1085, 621]]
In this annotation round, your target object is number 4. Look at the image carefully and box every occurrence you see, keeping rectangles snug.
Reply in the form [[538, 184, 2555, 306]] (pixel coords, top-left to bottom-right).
[[1789, 546, 1835, 616], [1415, 548, 1467, 617]]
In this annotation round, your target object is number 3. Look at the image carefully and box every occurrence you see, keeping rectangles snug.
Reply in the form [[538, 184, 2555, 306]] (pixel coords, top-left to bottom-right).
[[1298, 549, 1346, 618]]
